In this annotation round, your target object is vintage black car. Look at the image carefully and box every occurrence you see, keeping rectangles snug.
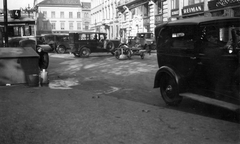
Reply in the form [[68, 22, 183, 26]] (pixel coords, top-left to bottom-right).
[[40, 33, 70, 54], [154, 17, 240, 111], [69, 31, 119, 57], [128, 32, 155, 53]]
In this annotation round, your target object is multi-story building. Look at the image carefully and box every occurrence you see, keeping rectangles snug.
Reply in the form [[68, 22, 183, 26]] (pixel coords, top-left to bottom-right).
[[169, 0, 240, 19], [116, 0, 167, 40], [91, 0, 119, 39], [91, 0, 162, 40], [35, 0, 91, 35], [91, 0, 240, 41]]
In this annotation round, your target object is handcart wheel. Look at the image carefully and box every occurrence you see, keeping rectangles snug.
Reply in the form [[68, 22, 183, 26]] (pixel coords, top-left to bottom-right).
[[140, 53, 145, 59]]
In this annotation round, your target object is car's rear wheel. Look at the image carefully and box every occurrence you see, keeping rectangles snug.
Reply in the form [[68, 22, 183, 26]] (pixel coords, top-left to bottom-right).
[[81, 47, 91, 57], [56, 45, 66, 54], [159, 73, 182, 106], [107, 42, 115, 51]]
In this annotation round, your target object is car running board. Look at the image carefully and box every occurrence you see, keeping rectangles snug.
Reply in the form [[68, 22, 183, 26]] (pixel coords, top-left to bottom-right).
[[179, 93, 240, 111]]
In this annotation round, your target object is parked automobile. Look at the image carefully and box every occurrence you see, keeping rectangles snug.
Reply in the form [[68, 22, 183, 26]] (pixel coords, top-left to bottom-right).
[[154, 17, 240, 112], [39, 33, 70, 54], [128, 32, 156, 54], [8, 37, 51, 70], [69, 31, 120, 57]]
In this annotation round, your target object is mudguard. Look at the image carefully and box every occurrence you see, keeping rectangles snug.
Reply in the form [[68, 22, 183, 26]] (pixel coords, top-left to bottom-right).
[[154, 66, 187, 92]]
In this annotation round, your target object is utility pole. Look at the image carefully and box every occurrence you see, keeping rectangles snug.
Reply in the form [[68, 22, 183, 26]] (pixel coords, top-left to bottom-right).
[[3, 0, 8, 47]]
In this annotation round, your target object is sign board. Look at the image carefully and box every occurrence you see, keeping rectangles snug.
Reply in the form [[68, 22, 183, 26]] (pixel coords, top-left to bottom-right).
[[182, 3, 204, 16], [208, 0, 240, 10]]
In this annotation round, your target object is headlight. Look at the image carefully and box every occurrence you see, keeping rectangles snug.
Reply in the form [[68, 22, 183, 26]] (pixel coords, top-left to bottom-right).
[[37, 47, 42, 52], [227, 45, 233, 54]]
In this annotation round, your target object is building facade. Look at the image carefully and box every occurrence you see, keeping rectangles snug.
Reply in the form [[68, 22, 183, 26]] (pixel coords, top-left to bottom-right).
[[35, 0, 91, 35], [91, 0, 119, 39], [91, 0, 240, 40], [91, 0, 168, 40]]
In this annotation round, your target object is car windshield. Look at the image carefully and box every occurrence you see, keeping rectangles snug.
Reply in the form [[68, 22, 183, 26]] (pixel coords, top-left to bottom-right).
[[137, 33, 153, 39], [200, 21, 240, 48]]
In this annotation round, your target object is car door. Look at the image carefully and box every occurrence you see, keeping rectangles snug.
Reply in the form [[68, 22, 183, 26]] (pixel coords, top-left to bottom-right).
[[158, 25, 199, 83], [195, 25, 239, 98]]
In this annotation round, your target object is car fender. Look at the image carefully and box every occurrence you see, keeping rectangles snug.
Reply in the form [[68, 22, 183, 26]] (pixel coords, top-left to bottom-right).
[[37, 44, 53, 52], [154, 66, 186, 92], [79, 45, 88, 50]]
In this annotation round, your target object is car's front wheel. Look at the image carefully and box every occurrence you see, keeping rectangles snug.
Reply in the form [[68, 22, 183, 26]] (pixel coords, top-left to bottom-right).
[[81, 47, 91, 57], [159, 73, 182, 106], [56, 45, 66, 54]]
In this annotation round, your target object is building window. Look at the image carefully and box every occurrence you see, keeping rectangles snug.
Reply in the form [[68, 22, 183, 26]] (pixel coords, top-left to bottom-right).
[[77, 12, 81, 18], [171, 0, 179, 9], [143, 3, 149, 16], [77, 22, 81, 30], [60, 12, 64, 18], [84, 12, 89, 18], [155, 0, 162, 15], [51, 23, 56, 30], [43, 22, 47, 30], [69, 22, 73, 30], [60, 22, 65, 30], [69, 12, 73, 18], [43, 11, 47, 18], [85, 22, 89, 30], [51, 11, 55, 18], [183, 0, 203, 6]]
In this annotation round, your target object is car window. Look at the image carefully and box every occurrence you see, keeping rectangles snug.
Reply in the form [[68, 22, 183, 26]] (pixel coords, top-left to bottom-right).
[[90, 34, 98, 40], [79, 34, 86, 40], [159, 26, 195, 50], [198, 21, 240, 54]]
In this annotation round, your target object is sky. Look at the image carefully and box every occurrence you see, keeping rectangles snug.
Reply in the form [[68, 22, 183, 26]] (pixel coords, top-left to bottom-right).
[[0, 0, 34, 9], [0, 0, 91, 10]]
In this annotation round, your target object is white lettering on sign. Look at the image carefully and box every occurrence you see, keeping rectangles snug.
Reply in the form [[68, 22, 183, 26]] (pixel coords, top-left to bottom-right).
[[183, 5, 203, 14], [172, 10, 179, 16]]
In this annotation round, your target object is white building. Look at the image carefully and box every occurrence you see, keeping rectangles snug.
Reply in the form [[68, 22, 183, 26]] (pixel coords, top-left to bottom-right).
[[35, 0, 91, 35], [91, 0, 119, 39]]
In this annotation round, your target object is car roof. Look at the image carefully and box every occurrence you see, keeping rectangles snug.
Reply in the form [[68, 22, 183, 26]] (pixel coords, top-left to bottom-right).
[[69, 31, 107, 34], [154, 16, 240, 36], [137, 32, 152, 34], [157, 16, 240, 27], [41, 33, 68, 36]]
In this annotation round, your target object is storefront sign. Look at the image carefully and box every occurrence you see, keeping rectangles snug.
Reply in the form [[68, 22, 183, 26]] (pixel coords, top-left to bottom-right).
[[171, 9, 179, 16], [182, 3, 204, 15], [209, 0, 240, 10]]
